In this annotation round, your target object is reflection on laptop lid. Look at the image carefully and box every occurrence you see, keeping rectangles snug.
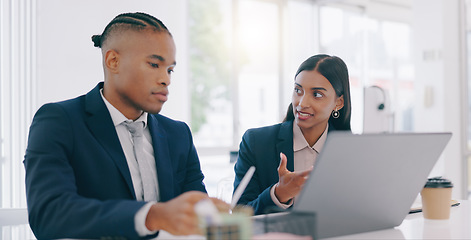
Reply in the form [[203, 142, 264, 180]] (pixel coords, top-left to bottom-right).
[[293, 132, 452, 239]]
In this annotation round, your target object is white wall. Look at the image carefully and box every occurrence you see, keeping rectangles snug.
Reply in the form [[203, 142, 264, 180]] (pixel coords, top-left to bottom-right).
[[35, 0, 190, 122], [412, 0, 466, 199]]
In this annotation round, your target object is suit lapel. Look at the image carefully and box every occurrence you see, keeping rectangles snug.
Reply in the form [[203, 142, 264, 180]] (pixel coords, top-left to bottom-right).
[[276, 121, 295, 172], [84, 83, 136, 199], [148, 114, 174, 202]]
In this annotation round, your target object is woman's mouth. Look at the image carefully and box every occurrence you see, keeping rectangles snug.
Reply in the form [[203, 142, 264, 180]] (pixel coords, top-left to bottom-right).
[[296, 110, 314, 120]]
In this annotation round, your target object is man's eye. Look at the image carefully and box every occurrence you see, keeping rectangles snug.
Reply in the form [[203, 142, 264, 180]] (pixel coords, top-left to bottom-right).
[[294, 88, 302, 94], [168, 69, 174, 74], [149, 63, 159, 68]]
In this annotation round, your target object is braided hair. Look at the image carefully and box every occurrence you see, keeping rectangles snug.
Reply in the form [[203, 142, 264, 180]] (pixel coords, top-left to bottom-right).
[[91, 12, 171, 48]]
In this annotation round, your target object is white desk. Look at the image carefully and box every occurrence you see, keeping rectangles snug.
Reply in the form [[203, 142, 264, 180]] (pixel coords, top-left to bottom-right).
[[158, 200, 471, 240], [0, 208, 35, 240], [326, 200, 470, 239], [2, 201, 470, 240]]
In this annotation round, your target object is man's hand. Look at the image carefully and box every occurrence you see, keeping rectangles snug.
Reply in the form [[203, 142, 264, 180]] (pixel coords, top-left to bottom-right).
[[145, 191, 230, 236], [210, 197, 231, 213], [274, 152, 312, 203], [145, 191, 206, 235]]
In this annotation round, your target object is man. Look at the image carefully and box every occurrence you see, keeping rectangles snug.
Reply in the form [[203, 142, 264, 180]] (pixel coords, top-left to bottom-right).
[[24, 12, 226, 240]]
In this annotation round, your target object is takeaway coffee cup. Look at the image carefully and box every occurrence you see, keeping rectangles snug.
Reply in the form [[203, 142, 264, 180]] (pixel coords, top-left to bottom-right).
[[420, 177, 453, 220]]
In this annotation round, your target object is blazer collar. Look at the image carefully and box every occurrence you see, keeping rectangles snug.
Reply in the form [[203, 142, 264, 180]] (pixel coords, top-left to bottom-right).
[[276, 120, 295, 172], [147, 114, 174, 202], [84, 82, 136, 198]]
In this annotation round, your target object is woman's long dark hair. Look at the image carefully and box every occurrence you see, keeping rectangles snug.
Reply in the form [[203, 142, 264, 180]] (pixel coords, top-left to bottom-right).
[[283, 54, 351, 131]]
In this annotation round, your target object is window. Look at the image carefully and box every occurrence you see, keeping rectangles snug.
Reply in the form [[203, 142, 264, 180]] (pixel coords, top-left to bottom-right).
[[1, 0, 37, 238], [0, 0, 36, 209], [188, 0, 235, 198], [189, 0, 415, 198], [319, 4, 414, 133], [189, 0, 320, 197]]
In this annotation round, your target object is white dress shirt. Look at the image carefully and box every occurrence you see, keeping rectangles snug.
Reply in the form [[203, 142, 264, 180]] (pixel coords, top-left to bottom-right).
[[100, 90, 158, 236], [270, 123, 329, 209]]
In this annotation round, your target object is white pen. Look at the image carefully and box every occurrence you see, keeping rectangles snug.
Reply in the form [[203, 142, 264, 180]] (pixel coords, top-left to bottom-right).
[[231, 166, 256, 209]]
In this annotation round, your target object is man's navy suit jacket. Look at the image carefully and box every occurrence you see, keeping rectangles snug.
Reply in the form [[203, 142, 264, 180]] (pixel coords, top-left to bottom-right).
[[24, 82, 206, 240], [234, 120, 338, 215]]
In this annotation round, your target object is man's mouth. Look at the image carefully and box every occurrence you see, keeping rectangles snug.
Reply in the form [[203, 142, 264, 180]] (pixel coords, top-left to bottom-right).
[[152, 90, 169, 102]]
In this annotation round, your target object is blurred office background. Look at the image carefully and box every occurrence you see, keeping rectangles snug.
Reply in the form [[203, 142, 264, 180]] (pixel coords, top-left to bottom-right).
[[1, 0, 470, 215]]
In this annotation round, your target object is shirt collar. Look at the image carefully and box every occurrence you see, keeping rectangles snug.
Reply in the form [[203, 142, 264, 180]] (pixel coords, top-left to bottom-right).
[[293, 123, 329, 153], [100, 89, 148, 128]]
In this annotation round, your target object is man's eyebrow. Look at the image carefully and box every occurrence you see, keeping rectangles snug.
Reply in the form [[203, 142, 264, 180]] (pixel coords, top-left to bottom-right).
[[148, 54, 177, 65]]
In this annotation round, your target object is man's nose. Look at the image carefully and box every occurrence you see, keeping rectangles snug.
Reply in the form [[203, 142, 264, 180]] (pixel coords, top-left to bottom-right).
[[158, 72, 171, 86]]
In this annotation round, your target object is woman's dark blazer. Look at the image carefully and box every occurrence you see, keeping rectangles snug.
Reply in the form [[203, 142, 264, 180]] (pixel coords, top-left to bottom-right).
[[233, 120, 339, 215]]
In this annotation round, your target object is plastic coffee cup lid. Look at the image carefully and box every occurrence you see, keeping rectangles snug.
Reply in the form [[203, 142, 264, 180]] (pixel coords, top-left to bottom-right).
[[424, 176, 453, 188]]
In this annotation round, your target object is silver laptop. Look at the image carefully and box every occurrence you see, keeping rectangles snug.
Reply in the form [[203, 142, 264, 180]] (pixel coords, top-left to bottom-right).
[[294, 131, 452, 239]]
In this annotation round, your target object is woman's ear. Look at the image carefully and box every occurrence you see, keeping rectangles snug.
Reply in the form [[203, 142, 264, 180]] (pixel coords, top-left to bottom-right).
[[104, 49, 119, 73], [336, 95, 344, 110]]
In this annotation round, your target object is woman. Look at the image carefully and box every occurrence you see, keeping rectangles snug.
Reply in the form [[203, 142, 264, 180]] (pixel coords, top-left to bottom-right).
[[233, 54, 351, 215]]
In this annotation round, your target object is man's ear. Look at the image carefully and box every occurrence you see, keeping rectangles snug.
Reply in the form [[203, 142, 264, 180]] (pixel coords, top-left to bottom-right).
[[336, 95, 345, 110], [104, 49, 119, 73]]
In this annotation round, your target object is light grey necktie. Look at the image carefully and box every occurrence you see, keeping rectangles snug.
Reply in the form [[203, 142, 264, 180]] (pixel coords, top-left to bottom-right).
[[124, 121, 158, 201]]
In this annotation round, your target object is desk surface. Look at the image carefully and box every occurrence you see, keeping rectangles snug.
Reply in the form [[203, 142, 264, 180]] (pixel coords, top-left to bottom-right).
[[158, 200, 471, 240], [325, 200, 470, 239], [2, 200, 470, 240]]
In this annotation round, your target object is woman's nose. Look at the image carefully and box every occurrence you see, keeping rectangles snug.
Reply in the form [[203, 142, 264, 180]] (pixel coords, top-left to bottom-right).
[[298, 95, 309, 108]]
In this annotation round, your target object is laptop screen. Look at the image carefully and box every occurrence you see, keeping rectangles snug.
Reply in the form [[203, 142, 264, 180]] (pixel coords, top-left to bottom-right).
[[294, 132, 452, 238]]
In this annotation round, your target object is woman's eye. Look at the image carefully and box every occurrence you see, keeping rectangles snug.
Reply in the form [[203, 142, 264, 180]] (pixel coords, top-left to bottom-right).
[[294, 88, 302, 94], [149, 63, 159, 68], [314, 92, 324, 98], [167, 69, 174, 74]]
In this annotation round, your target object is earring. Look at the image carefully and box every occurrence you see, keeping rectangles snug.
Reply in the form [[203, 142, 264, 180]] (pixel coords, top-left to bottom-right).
[[332, 109, 340, 119]]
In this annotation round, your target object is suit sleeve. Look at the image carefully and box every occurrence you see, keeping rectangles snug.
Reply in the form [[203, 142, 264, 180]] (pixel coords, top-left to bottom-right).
[[24, 103, 147, 240], [233, 130, 278, 215]]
